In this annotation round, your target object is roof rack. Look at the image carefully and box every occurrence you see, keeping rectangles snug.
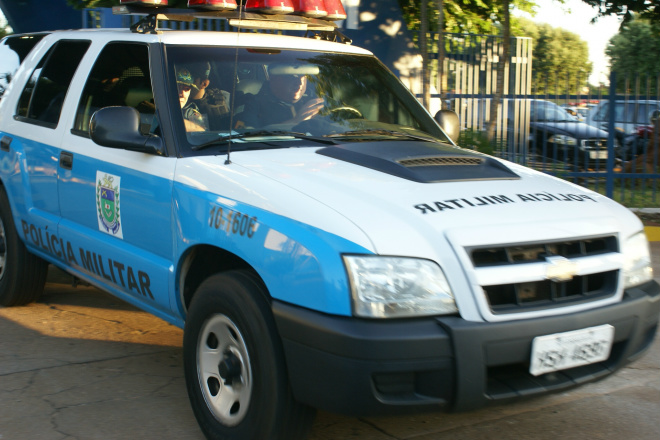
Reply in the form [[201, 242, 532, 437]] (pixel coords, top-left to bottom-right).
[[112, 5, 351, 43]]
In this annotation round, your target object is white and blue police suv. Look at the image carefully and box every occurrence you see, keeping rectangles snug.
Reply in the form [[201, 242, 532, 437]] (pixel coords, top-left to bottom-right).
[[0, 2, 658, 440]]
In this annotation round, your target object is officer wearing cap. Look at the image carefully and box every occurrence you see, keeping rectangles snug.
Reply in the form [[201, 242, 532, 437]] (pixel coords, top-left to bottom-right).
[[176, 67, 206, 132], [188, 62, 231, 131], [236, 65, 324, 129]]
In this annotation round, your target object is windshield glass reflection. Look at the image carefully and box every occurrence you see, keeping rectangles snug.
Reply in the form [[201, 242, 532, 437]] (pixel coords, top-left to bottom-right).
[[165, 46, 449, 154]]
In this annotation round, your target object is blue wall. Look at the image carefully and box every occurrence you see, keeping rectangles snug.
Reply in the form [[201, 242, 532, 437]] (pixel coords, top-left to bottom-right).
[[341, 0, 418, 78], [0, 0, 420, 78], [0, 0, 81, 33]]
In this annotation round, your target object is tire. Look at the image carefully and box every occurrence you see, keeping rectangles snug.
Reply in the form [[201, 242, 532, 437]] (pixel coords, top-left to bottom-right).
[[183, 270, 316, 440], [0, 187, 48, 307]]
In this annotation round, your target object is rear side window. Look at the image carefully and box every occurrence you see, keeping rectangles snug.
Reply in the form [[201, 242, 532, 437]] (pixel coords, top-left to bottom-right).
[[15, 39, 90, 128], [0, 33, 47, 99], [73, 42, 154, 135]]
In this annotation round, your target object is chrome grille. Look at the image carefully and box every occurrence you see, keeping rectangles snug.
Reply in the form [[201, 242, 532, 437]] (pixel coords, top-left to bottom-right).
[[470, 236, 619, 314], [472, 236, 616, 267]]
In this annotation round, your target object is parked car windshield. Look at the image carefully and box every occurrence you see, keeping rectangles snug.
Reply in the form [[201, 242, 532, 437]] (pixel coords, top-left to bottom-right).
[[531, 101, 576, 123], [165, 46, 449, 155]]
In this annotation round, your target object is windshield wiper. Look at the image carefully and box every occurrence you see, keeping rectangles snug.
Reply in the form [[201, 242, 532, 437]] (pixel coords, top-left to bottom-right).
[[191, 130, 336, 152], [327, 129, 439, 143]]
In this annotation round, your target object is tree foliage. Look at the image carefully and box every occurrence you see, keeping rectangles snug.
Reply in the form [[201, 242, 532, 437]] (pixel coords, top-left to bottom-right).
[[516, 18, 592, 94], [578, 0, 659, 24], [605, 17, 660, 94], [398, 0, 534, 37]]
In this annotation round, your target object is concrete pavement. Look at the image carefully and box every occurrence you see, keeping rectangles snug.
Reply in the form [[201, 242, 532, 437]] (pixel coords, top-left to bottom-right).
[[1, 246, 659, 440]]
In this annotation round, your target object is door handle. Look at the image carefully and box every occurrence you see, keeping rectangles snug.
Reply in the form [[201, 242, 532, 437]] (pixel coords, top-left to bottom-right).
[[0, 135, 11, 152], [59, 151, 73, 170]]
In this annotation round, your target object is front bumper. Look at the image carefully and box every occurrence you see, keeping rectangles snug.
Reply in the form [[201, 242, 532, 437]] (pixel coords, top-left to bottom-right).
[[273, 280, 660, 416]]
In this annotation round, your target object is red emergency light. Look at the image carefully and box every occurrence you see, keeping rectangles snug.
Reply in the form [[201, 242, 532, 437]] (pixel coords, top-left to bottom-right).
[[292, 0, 327, 18], [244, 0, 295, 14], [188, 0, 238, 10], [323, 0, 346, 20], [119, 0, 169, 6]]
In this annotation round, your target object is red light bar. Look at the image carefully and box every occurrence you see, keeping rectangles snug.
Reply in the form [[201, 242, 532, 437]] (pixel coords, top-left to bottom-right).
[[244, 0, 295, 14], [323, 0, 346, 20], [293, 0, 327, 18], [188, 0, 237, 10], [119, 0, 169, 6]]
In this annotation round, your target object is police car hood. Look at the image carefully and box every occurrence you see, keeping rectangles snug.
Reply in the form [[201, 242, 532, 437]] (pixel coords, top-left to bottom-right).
[[233, 141, 641, 257]]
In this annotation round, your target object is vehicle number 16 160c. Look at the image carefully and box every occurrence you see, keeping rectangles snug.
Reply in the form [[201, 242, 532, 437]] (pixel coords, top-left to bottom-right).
[[209, 205, 257, 238], [529, 324, 615, 376]]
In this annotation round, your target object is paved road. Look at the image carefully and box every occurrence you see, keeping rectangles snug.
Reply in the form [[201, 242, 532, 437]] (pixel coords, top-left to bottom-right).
[[1, 246, 659, 440]]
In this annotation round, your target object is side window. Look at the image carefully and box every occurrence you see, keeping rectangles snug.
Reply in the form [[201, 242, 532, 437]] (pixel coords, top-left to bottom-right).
[[73, 42, 154, 136], [0, 33, 47, 100], [15, 40, 90, 127]]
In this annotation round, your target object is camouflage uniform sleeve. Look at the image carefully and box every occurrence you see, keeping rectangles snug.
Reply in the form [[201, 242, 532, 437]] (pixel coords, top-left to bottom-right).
[[199, 88, 230, 116], [183, 103, 207, 130]]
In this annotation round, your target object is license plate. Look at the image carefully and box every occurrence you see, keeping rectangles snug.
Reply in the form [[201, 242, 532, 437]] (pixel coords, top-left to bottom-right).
[[529, 325, 614, 376], [589, 150, 607, 159]]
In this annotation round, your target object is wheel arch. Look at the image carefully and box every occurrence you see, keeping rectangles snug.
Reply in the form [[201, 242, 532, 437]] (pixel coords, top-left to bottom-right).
[[178, 244, 268, 316]]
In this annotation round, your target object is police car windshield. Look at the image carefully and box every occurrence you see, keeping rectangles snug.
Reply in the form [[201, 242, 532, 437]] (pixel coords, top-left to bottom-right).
[[166, 46, 449, 155]]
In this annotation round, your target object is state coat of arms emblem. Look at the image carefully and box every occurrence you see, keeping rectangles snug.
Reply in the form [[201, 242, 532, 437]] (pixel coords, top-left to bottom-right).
[[96, 172, 123, 239]]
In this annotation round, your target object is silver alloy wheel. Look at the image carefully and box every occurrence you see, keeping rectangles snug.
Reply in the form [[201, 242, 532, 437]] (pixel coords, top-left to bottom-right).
[[0, 216, 6, 281], [197, 314, 252, 426]]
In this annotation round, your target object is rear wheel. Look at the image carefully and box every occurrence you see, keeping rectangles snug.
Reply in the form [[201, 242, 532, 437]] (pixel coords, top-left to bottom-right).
[[0, 188, 48, 307], [183, 270, 315, 440]]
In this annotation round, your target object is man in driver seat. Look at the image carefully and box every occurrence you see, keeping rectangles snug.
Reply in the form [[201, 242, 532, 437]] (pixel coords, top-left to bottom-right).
[[236, 65, 324, 129]]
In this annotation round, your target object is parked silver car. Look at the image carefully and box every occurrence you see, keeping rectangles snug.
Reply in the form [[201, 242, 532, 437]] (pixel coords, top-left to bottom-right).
[[584, 100, 660, 135]]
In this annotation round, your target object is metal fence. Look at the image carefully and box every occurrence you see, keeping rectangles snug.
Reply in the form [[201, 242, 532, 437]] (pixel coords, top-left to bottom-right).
[[432, 74, 660, 208], [421, 32, 660, 207]]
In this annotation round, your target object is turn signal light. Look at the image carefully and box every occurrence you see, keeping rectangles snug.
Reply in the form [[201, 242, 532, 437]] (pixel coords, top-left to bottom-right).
[[188, 0, 238, 10], [323, 0, 346, 20], [119, 0, 169, 6], [244, 0, 295, 14], [293, 0, 327, 18]]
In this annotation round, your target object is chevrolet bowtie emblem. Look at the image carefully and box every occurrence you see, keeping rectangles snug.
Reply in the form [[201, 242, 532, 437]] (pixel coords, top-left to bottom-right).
[[545, 256, 578, 282]]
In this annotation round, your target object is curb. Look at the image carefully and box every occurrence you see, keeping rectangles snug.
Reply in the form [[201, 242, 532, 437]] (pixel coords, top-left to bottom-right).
[[645, 226, 660, 242], [630, 209, 660, 242]]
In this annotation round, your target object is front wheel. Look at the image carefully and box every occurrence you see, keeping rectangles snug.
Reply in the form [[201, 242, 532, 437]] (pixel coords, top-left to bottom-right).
[[0, 188, 48, 306], [183, 271, 315, 440]]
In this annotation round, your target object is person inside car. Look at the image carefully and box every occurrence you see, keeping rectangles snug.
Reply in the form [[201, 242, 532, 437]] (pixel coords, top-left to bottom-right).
[[234, 65, 324, 129], [188, 62, 231, 130], [176, 67, 206, 132]]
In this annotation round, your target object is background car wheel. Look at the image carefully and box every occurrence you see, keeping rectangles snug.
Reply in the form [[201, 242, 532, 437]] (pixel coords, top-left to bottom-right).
[[183, 270, 316, 440], [0, 187, 48, 306]]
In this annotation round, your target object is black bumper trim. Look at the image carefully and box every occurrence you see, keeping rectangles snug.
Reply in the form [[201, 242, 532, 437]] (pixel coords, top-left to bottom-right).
[[273, 281, 660, 416]]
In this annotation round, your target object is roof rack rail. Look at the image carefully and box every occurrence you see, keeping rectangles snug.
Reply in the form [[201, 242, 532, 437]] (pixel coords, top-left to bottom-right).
[[113, 5, 350, 43]]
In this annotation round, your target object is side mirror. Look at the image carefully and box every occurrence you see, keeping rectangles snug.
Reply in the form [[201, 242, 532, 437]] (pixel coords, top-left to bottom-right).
[[90, 106, 164, 156], [434, 109, 460, 143]]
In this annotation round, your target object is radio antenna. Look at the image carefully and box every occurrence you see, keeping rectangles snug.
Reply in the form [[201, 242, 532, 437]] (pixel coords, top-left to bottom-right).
[[225, 2, 245, 165]]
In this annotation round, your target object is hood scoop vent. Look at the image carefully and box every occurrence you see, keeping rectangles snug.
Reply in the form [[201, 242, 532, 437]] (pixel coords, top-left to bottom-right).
[[317, 141, 520, 183], [398, 156, 484, 167]]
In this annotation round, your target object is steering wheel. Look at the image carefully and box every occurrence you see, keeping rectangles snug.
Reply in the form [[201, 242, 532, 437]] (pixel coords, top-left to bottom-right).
[[327, 106, 363, 118]]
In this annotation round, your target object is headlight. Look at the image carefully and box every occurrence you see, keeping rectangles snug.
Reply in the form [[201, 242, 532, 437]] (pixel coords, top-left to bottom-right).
[[549, 134, 577, 146], [343, 255, 457, 318], [622, 232, 653, 288]]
